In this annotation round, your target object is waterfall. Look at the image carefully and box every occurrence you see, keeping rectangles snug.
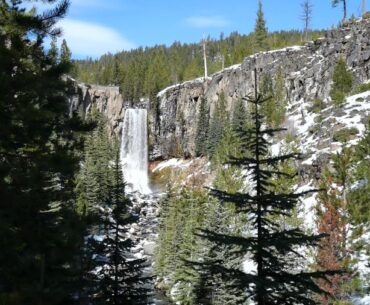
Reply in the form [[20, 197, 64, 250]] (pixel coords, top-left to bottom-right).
[[120, 108, 151, 194]]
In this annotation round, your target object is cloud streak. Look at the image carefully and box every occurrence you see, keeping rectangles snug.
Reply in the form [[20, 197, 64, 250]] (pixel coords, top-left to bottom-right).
[[58, 19, 136, 58], [185, 16, 230, 28], [71, 0, 115, 9]]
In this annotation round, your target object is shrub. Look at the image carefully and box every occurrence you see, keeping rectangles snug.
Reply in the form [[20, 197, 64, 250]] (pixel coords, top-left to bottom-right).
[[351, 82, 370, 95], [330, 58, 354, 106], [309, 99, 326, 113], [333, 127, 359, 142]]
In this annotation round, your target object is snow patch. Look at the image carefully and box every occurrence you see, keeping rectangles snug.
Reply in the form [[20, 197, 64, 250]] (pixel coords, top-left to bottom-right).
[[152, 158, 193, 172]]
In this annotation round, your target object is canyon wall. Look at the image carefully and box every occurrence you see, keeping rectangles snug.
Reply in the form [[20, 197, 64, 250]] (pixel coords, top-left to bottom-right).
[[151, 19, 370, 159], [68, 19, 370, 160]]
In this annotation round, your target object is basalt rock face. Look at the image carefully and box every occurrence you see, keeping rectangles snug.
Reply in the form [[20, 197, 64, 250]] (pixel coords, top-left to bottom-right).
[[151, 19, 370, 160], [67, 78, 126, 135], [68, 20, 370, 160]]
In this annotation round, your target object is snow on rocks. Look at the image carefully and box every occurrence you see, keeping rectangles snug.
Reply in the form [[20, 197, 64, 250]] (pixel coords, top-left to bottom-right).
[[352, 295, 370, 305], [152, 158, 193, 172]]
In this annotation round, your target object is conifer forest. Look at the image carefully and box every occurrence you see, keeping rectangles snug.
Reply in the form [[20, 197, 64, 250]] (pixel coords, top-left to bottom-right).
[[1, 0, 370, 304]]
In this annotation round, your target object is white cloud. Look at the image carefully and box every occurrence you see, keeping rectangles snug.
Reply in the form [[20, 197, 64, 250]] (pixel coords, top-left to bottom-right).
[[57, 19, 136, 58], [185, 16, 230, 28], [71, 0, 110, 9]]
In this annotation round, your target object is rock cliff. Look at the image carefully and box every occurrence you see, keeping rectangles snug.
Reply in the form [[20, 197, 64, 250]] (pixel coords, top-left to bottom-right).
[[151, 19, 370, 159], [68, 19, 370, 161], [67, 78, 125, 134]]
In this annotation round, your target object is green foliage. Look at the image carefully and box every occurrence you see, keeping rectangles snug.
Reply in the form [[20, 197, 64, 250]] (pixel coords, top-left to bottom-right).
[[60, 39, 72, 64], [269, 140, 303, 229], [212, 123, 244, 193], [351, 82, 370, 95], [332, 127, 359, 142], [260, 68, 287, 127], [254, 0, 268, 51], [154, 187, 209, 304], [0, 1, 89, 304], [207, 92, 228, 157], [231, 98, 249, 134], [76, 111, 115, 220], [330, 57, 353, 106], [314, 146, 368, 300], [48, 37, 59, 64], [195, 97, 210, 156], [91, 151, 151, 305], [75, 29, 324, 103], [309, 98, 326, 113], [348, 119, 370, 272], [197, 79, 334, 304]]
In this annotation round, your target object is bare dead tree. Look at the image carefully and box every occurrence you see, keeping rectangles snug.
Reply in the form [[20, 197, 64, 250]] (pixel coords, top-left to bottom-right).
[[363, 0, 367, 16], [202, 36, 208, 79], [332, 0, 347, 22], [301, 0, 313, 41]]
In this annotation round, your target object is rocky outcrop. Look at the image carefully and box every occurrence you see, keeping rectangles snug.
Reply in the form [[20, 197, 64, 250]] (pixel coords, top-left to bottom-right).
[[151, 19, 370, 160], [67, 78, 128, 135], [67, 19, 370, 160]]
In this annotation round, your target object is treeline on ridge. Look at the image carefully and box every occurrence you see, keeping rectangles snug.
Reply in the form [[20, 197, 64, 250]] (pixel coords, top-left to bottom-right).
[[74, 29, 324, 103]]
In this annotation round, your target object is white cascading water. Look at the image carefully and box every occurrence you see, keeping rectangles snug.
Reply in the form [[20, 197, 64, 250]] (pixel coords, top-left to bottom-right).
[[120, 108, 151, 194]]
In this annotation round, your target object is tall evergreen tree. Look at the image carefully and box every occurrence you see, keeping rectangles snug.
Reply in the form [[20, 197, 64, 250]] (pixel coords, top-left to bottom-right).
[[92, 150, 151, 305], [316, 175, 350, 305], [76, 111, 114, 221], [231, 98, 249, 135], [195, 97, 210, 156], [61, 39, 72, 64], [48, 37, 59, 64], [207, 92, 227, 157], [330, 57, 353, 106], [0, 1, 89, 304], [254, 0, 268, 51], [196, 70, 336, 305], [260, 69, 287, 127]]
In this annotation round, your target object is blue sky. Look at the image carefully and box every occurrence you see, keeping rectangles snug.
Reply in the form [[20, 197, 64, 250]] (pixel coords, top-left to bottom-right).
[[42, 0, 368, 59]]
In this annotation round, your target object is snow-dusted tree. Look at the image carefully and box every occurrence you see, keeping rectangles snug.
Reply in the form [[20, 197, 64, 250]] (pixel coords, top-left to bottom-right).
[[316, 176, 349, 305], [92, 151, 151, 305], [196, 70, 337, 305]]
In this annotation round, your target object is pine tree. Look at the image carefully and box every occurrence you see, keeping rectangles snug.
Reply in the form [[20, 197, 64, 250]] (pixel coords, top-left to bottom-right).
[[316, 175, 350, 305], [92, 150, 151, 305], [48, 37, 59, 64], [195, 97, 210, 156], [0, 1, 88, 304], [154, 184, 176, 278], [254, 0, 268, 51], [154, 187, 207, 304], [207, 92, 227, 157], [61, 39, 72, 64], [231, 98, 249, 135], [212, 123, 244, 193], [76, 112, 114, 223], [260, 69, 287, 127], [349, 118, 370, 225], [173, 189, 206, 305], [330, 57, 353, 106], [197, 70, 336, 305], [349, 119, 370, 289]]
